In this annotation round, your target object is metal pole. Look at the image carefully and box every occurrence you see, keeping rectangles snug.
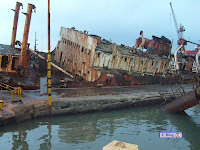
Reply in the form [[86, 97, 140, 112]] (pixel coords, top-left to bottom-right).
[[48, 0, 52, 106], [34, 32, 37, 51], [19, 3, 36, 76], [11, 2, 23, 47]]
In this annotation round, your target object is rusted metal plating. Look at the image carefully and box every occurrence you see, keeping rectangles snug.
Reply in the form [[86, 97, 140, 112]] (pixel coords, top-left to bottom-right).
[[54, 28, 172, 83], [161, 89, 199, 113], [11, 2, 23, 47], [55, 27, 101, 82]]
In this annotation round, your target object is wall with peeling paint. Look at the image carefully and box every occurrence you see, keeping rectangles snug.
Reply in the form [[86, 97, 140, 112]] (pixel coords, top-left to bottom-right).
[[55, 28, 171, 83], [54, 27, 101, 82], [0, 55, 19, 73]]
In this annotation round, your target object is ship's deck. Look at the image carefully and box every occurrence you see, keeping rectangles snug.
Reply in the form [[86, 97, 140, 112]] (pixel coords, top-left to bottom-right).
[[95, 39, 169, 60]]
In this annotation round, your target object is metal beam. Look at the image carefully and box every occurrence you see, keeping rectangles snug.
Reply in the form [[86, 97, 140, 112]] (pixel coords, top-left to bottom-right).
[[19, 3, 36, 69], [11, 2, 23, 47]]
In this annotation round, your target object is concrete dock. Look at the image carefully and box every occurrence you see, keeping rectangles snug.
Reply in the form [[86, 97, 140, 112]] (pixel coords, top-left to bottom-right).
[[0, 84, 194, 126]]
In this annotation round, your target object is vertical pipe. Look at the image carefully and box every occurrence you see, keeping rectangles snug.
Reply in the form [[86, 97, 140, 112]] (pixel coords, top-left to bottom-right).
[[48, 0, 52, 106], [11, 2, 23, 47], [11, 90, 14, 102], [19, 3, 35, 67]]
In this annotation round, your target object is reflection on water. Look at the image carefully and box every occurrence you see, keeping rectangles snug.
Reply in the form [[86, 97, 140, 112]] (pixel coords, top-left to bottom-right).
[[0, 105, 199, 150]]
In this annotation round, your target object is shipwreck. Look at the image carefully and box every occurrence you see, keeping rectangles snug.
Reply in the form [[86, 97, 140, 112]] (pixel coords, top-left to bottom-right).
[[53, 27, 187, 87]]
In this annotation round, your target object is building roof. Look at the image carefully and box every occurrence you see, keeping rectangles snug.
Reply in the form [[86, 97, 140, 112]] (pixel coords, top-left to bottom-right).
[[0, 44, 21, 56]]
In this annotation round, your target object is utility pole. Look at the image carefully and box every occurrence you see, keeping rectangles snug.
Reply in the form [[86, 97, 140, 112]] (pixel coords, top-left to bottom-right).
[[47, 0, 52, 106]]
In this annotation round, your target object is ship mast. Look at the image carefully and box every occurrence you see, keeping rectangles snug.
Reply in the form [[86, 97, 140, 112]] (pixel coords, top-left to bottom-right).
[[34, 32, 38, 51]]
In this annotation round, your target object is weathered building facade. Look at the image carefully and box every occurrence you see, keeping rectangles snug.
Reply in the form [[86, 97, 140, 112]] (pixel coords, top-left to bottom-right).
[[54, 27, 177, 86]]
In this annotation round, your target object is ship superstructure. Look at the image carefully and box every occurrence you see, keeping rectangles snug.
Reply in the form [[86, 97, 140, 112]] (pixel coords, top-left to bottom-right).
[[54, 27, 182, 86]]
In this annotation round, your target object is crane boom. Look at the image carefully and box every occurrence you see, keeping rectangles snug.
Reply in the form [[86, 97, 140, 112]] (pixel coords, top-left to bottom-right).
[[170, 2, 179, 39]]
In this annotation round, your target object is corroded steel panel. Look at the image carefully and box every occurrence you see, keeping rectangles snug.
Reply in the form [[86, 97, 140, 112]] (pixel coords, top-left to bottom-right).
[[55, 27, 173, 84], [161, 90, 199, 113], [55, 27, 101, 82]]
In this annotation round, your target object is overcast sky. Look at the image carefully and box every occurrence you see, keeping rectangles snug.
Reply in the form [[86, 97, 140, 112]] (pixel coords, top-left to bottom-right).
[[0, 0, 199, 52]]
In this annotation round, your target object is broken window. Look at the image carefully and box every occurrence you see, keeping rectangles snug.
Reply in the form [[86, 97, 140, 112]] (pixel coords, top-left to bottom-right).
[[141, 60, 143, 65], [152, 61, 154, 66], [59, 52, 63, 65], [81, 47, 84, 52], [113, 55, 116, 60], [88, 50, 91, 55], [11, 57, 18, 70], [98, 52, 101, 57], [125, 57, 127, 62], [1, 56, 9, 69]]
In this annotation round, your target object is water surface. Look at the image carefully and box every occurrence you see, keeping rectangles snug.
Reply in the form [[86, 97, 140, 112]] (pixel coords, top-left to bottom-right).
[[0, 104, 200, 150]]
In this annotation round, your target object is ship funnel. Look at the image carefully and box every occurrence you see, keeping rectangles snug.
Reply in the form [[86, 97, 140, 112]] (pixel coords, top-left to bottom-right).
[[11, 2, 23, 47]]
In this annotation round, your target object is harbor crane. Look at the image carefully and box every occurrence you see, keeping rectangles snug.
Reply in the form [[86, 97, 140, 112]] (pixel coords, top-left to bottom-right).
[[170, 2, 200, 48], [170, 2, 186, 51], [169, 2, 200, 73]]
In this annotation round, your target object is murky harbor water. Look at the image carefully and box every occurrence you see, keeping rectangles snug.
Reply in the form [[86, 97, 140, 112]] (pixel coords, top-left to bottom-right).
[[0, 104, 199, 150]]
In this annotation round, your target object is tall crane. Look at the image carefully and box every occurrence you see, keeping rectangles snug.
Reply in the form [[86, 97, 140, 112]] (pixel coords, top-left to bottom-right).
[[170, 2, 186, 49]]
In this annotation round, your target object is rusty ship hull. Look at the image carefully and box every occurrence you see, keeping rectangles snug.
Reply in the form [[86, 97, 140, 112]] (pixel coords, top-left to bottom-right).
[[51, 27, 192, 88], [0, 2, 196, 89]]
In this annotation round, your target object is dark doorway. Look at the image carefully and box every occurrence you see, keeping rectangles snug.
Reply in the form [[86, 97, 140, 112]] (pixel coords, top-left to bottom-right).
[[1, 56, 9, 69], [11, 57, 19, 70]]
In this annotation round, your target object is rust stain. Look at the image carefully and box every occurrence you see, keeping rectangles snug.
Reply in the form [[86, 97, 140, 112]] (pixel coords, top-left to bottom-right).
[[54, 27, 195, 87]]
